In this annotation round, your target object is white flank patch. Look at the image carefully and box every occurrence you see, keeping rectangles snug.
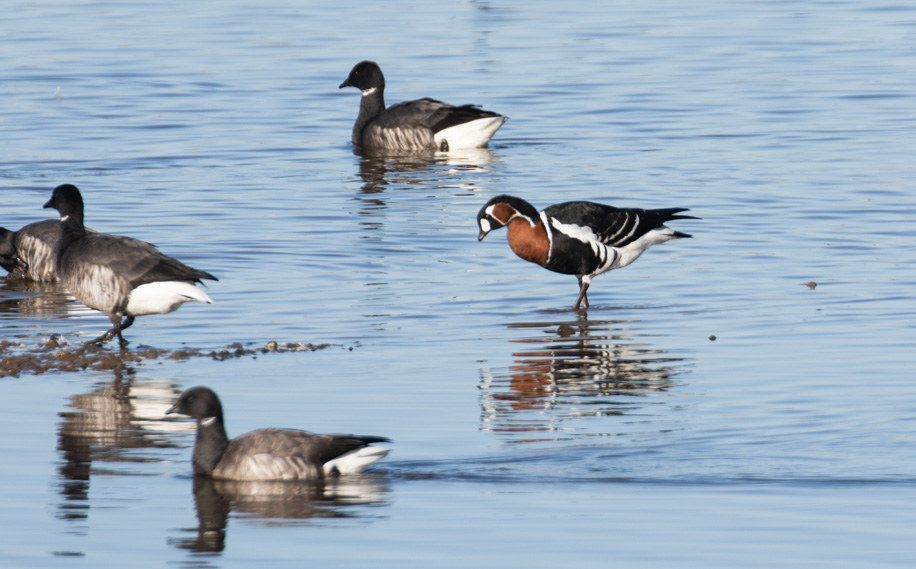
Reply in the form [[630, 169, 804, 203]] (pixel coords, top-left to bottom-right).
[[435, 116, 506, 149], [323, 446, 391, 476], [608, 227, 677, 271], [126, 281, 213, 316]]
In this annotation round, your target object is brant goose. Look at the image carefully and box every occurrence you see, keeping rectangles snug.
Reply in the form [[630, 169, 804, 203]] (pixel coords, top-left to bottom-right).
[[42, 184, 217, 346], [167, 386, 391, 481], [339, 60, 507, 152], [477, 195, 697, 309], [0, 227, 30, 277], [0, 219, 84, 281]]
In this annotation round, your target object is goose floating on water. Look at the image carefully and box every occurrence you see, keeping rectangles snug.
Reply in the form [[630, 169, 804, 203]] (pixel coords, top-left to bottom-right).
[[340, 60, 507, 152], [167, 386, 391, 481]]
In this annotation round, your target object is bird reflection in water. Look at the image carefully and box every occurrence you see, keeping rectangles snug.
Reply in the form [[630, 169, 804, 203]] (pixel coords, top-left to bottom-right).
[[353, 146, 501, 195], [479, 313, 688, 441], [170, 476, 390, 553], [0, 276, 82, 318], [55, 366, 187, 525]]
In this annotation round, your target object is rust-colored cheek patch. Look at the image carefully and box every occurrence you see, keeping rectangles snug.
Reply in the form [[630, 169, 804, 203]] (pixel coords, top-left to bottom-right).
[[506, 219, 549, 266], [490, 203, 517, 224]]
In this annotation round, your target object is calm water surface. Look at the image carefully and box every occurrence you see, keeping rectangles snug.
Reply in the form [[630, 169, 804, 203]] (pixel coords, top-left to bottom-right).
[[2, 0, 916, 567]]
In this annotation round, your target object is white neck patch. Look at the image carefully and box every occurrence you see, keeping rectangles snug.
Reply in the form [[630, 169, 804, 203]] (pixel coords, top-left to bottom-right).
[[361, 87, 377, 97], [60, 215, 70, 222], [200, 416, 217, 427]]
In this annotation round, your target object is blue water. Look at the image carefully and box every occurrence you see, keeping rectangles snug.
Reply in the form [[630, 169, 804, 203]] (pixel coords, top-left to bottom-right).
[[3, 0, 916, 567]]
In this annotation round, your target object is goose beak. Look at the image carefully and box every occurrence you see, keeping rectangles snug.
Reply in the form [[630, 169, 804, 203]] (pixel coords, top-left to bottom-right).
[[478, 228, 489, 241], [339, 79, 352, 89], [165, 402, 179, 415], [42, 199, 53, 209]]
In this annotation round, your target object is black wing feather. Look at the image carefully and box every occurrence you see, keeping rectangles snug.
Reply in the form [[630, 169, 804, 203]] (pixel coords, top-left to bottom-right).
[[71, 233, 217, 288], [545, 202, 697, 247]]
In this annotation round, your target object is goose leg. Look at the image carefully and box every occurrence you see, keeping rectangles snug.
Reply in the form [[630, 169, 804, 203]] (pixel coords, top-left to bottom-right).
[[573, 277, 590, 310], [87, 314, 134, 347], [116, 316, 135, 348], [87, 327, 117, 346]]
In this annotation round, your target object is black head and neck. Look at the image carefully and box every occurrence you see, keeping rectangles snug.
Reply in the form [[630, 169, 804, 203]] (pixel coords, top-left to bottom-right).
[[477, 195, 540, 241], [43, 184, 87, 245], [167, 386, 230, 477], [340, 61, 387, 118]]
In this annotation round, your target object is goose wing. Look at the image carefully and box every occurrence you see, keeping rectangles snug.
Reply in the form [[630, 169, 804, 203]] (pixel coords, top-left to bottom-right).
[[374, 97, 454, 130], [545, 202, 694, 248], [216, 429, 388, 481], [66, 233, 216, 288], [377, 98, 498, 132]]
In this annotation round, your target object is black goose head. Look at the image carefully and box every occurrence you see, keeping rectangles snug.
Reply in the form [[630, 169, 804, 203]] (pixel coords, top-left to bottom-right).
[[339, 60, 386, 93], [167, 386, 224, 424], [0, 228, 28, 272], [477, 195, 539, 241], [43, 184, 85, 223]]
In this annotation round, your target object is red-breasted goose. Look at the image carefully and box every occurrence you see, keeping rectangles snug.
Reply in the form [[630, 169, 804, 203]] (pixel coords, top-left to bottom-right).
[[477, 195, 697, 310]]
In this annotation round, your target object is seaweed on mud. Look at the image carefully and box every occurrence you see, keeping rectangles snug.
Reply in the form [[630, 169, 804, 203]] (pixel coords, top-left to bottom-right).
[[0, 337, 339, 378]]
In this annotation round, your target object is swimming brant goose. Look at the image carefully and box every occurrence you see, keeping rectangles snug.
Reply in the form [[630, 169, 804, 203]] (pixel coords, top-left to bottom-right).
[[339, 60, 507, 152], [42, 184, 217, 346], [167, 386, 391, 481], [477, 195, 697, 309]]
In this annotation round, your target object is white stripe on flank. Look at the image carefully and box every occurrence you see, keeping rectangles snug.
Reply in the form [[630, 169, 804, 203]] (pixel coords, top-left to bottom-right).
[[550, 218, 598, 243], [539, 211, 555, 264], [550, 217, 610, 264]]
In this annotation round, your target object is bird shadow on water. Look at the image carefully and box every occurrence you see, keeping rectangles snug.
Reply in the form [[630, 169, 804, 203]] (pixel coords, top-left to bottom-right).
[[168, 476, 391, 554], [0, 277, 77, 318], [479, 310, 692, 444], [382, 309, 694, 485], [352, 146, 502, 194], [55, 365, 188, 527]]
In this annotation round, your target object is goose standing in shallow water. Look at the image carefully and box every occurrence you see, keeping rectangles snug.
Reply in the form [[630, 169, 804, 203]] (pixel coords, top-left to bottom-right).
[[339, 60, 507, 152], [43, 184, 218, 346], [167, 386, 391, 481], [0, 227, 30, 278], [0, 219, 89, 282], [477, 195, 698, 310]]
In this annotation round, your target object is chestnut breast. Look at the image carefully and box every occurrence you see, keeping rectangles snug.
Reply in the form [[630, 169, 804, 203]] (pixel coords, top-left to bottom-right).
[[506, 218, 549, 267]]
